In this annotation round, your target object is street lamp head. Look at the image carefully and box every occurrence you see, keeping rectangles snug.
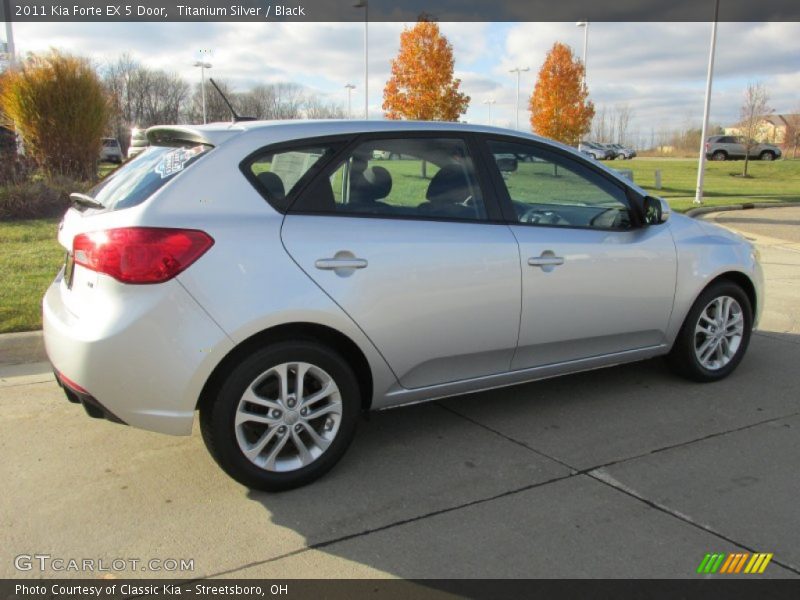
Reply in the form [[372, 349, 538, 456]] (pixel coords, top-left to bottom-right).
[[509, 67, 530, 74], [353, 0, 367, 7], [193, 61, 212, 68], [345, 83, 356, 90], [576, 21, 588, 27]]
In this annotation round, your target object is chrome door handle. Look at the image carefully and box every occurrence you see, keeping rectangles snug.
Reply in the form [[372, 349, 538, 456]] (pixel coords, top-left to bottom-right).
[[528, 255, 564, 268], [315, 258, 368, 270]]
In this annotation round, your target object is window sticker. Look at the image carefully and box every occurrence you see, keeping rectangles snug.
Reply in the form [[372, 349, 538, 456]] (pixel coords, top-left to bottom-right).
[[154, 146, 206, 179]]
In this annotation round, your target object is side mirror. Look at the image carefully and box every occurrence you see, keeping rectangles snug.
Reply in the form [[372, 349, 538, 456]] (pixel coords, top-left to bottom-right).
[[643, 195, 670, 225], [496, 157, 518, 173]]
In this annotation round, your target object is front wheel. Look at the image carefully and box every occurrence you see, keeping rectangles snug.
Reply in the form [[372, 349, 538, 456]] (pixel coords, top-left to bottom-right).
[[760, 151, 775, 161], [666, 281, 753, 382], [200, 341, 361, 491]]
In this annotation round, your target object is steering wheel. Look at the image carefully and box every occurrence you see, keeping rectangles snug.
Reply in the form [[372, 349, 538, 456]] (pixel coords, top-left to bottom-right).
[[519, 207, 565, 225]]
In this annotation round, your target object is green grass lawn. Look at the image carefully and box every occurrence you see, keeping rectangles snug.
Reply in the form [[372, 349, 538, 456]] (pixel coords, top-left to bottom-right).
[[0, 218, 62, 334], [618, 158, 800, 212], [1, 158, 798, 333]]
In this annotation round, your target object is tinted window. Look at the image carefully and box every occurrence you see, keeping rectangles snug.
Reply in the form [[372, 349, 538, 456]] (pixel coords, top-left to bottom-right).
[[88, 144, 211, 211], [488, 140, 632, 230], [292, 137, 487, 221]]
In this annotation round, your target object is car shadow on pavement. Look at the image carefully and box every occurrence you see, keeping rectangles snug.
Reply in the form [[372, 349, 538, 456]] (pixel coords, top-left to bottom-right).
[[238, 330, 800, 578]]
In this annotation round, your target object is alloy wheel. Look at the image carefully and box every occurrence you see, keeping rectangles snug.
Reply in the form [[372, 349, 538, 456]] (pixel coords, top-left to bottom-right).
[[234, 362, 342, 472], [694, 296, 744, 371]]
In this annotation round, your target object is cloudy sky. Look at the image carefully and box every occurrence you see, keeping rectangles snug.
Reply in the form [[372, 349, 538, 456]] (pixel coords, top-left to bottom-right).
[[8, 21, 800, 144]]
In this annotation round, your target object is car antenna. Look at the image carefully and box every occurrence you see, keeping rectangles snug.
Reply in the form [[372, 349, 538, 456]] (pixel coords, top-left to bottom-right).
[[208, 78, 257, 122]]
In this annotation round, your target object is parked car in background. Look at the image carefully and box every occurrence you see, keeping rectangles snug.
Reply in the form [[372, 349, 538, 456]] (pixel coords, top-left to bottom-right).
[[609, 143, 637, 160], [578, 141, 614, 160], [127, 127, 149, 160], [705, 135, 782, 161], [599, 143, 621, 160], [45, 120, 762, 491], [99, 138, 123, 164]]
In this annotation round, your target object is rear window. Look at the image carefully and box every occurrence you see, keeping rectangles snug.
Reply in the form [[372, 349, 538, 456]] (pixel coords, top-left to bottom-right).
[[87, 144, 211, 211]]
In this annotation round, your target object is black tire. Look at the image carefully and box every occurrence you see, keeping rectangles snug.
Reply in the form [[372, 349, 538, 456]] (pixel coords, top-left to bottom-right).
[[200, 340, 360, 491], [711, 150, 727, 161], [666, 281, 753, 382], [759, 151, 775, 161]]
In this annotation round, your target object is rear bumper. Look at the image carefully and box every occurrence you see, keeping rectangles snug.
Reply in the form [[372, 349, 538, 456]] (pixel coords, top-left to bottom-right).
[[43, 270, 235, 436], [54, 369, 127, 424]]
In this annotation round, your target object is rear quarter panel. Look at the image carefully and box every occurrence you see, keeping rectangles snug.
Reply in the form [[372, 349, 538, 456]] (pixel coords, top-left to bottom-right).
[[139, 138, 399, 407]]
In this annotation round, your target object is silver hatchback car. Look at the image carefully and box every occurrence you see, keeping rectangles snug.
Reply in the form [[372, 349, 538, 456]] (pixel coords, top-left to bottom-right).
[[44, 120, 763, 490]]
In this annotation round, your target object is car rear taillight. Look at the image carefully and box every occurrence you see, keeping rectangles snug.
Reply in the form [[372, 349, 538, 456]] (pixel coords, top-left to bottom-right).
[[73, 227, 214, 284]]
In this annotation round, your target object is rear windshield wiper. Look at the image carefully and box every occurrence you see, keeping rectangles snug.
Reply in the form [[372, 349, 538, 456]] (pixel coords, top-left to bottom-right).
[[70, 193, 104, 210]]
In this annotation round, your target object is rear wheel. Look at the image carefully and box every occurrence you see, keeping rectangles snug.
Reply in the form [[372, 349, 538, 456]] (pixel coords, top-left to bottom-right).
[[666, 281, 753, 382], [200, 341, 360, 491], [711, 150, 727, 161]]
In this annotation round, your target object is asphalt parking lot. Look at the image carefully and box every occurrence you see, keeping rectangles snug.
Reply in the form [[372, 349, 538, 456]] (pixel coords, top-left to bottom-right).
[[2, 207, 799, 580]]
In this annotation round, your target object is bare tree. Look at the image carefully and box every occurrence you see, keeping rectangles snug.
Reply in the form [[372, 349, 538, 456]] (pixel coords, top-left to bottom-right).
[[103, 55, 189, 148], [186, 78, 238, 123], [616, 104, 633, 145], [304, 96, 346, 119], [591, 106, 607, 142], [739, 82, 773, 176]]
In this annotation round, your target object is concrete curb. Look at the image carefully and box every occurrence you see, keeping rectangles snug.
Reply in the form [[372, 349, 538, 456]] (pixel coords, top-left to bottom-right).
[[0, 331, 46, 366], [686, 201, 798, 218]]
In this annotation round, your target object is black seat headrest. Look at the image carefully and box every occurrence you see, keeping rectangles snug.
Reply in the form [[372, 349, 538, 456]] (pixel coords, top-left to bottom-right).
[[426, 165, 470, 205], [351, 165, 392, 204], [256, 171, 286, 202]]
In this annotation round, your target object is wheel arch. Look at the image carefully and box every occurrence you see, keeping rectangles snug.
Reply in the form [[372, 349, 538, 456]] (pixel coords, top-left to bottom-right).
[[197, 322, 374, 413], [705, 270, 757, 317]]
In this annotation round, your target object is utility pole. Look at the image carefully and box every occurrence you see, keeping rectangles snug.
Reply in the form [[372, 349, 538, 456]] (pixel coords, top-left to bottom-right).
[[345, 83, 356, 119], [694, 0, 720, 205], [509, 67, 530, 130], [3, 0, 16, 67], [576, 21, 589, 84], [354, 1, 369, 119], [483, 99, 496, 126]]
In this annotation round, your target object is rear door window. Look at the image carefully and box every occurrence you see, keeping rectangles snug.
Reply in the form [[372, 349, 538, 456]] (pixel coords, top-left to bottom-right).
[[245, 145, 341, 212], [291, 137, 488, 222], [88, 144, 211, 211]]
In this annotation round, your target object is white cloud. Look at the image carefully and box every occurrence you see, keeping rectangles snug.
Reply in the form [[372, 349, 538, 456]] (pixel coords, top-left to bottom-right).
[[9, 20, 800, 140]]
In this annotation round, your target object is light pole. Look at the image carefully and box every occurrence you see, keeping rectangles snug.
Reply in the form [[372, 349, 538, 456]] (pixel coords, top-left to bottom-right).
[[354, 1, 368, 119], [345, 83, 356, 119], [3, 0, 15, 67], [193, 60, 212, 124], [694, 0, 720, 206], [509, 67, 530, 130], [483, 99, 496, 126], [576, 21, 589, 84]]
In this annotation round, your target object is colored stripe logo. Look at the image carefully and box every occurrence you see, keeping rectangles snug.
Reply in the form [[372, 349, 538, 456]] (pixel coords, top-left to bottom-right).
[[697, 552, 773, 574]]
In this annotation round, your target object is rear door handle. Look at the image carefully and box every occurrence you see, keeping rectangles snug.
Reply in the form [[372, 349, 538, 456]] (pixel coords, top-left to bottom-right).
[[315, 258, 368, 270], [528, 255, 564, 268]]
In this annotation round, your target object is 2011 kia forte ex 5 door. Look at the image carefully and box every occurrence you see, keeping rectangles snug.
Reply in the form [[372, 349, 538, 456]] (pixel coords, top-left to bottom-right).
[[43, 120, 764, 491]]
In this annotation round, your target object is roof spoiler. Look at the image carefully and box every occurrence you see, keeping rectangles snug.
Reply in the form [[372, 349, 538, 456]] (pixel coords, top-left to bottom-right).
[[146, 126, 215, 147]]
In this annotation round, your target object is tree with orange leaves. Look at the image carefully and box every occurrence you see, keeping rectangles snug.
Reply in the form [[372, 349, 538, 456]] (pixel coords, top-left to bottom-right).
[[382, 19, 470, 121], [529, 42, 594, 145]]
